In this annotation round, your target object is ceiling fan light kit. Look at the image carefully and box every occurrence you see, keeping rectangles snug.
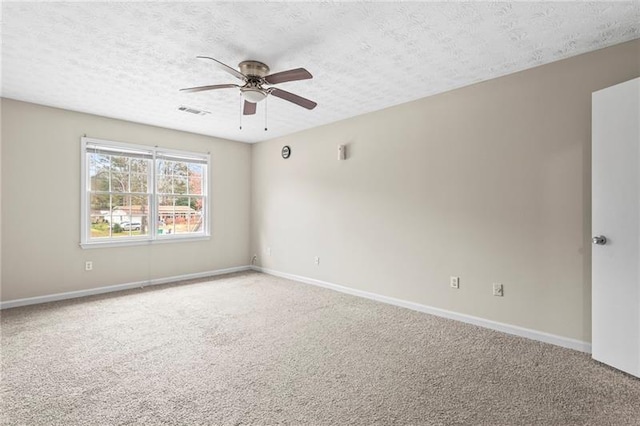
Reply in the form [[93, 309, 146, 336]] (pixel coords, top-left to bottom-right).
[[240, 86, 268, 103], [180, 56, 317, 130]]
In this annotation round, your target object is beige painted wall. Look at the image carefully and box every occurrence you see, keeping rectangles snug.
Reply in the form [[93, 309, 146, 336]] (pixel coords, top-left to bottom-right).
[[1, 99, 251, 301], [0, 100, 3, 298], [251, 39, 640, 343]]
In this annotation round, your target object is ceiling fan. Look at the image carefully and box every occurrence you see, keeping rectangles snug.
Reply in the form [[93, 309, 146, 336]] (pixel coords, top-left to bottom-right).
[[180, 56, 317, 116]]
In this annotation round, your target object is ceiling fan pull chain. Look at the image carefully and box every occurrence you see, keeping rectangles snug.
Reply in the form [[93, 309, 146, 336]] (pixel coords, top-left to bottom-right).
[[239, 93, 243, 130], [264, 97, 268, 131]]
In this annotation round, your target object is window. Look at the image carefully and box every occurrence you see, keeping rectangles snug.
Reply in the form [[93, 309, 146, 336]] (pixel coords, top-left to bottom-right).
[[81, 137, 209, 247]]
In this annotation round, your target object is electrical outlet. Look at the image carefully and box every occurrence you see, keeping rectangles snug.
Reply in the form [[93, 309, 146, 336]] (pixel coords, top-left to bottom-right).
[[85, 261, 93, 271], [450, 276, 460, 289], [314, 256, 320, 266], [493, 283, 504, 297], [267, 247, 272, 256]]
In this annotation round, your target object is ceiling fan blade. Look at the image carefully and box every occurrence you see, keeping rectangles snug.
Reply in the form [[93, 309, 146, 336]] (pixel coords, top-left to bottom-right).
[[179, 84, 239, 93], [270, 88, 317, 110], [196, 56, 247, 81], [264, 68, 313, 85], [243, 100, 257, 115]]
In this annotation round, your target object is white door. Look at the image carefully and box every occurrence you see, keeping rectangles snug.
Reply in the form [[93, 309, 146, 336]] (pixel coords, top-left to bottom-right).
[[592, 77, 640, 378]]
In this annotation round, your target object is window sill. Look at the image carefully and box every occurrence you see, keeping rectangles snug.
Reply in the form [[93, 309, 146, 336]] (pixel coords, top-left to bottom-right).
[[80, 235, 210, 249]]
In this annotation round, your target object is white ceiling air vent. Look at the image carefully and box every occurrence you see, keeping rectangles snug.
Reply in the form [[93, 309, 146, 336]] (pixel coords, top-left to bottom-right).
[[178, 105, 210, 116]]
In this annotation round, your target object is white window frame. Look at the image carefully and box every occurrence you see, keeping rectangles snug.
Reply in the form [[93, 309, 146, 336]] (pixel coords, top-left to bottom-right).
[[80, 137, 210, 248]]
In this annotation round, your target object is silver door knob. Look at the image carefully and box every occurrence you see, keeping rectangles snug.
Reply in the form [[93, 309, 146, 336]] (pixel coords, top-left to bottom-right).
[[592, 235, 607, 245]]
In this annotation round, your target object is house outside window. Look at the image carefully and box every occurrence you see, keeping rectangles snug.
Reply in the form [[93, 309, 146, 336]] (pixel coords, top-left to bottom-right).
[[81, 137, 209, 247]]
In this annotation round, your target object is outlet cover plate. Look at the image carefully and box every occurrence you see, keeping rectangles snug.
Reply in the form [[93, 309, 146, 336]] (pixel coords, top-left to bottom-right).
[[450, 276, 460, 289]]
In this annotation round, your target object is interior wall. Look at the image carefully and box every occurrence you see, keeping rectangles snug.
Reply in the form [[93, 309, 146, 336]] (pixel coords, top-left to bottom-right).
[[1, 99, 251, 301], [0, 99, 3, 298], [251, 39, 640, 343]]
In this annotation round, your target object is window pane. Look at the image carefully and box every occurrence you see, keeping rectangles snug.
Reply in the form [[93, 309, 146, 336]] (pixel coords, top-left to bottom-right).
[[90, 214, 111, 239], [173, 161, 188, 177], [109, 155, 130, 192], [110, 194, 130, 236], [110, 171, 129, 193], [130, 173, 148, 193], [188, 177, 202, 195], [130, 158, 148, 174], [114, 195, 131, 214], [188, 163, 203, 176], [157, 160, 190, 195], [157, 196, 202, 235], [173, 177, 188, 195], [89, 153, 109, 173], [131, 195, 151, 236], [158, 196, 176, 235], [89, 153, 111, 191], [157, 159, 174, 178], [130, 158, 149, 193], [157, 175, 171, 195], [191, 196, 204, 214], [91, 172, 110, 192], [90, 194, 110, 212], [188, 197, 204, 232]]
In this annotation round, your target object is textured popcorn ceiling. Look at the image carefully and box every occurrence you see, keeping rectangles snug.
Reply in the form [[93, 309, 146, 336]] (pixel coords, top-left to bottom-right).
[[2, 2, 639, 143]]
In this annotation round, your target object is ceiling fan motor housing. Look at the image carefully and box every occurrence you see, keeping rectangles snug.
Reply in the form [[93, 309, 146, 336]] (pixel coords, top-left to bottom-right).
[[239, 60, 270, 78], [239, 61, 270, 103]]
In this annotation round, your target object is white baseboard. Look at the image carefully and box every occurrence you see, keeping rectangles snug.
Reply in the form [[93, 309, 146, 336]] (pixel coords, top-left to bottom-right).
[[3, 265, 592, 354], [252, 266, 592, 354], [0, 265, 251, 310]]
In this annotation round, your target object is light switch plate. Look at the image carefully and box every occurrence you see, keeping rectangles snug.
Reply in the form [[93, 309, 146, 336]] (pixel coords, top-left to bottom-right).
[[493, 283, 504, 297]]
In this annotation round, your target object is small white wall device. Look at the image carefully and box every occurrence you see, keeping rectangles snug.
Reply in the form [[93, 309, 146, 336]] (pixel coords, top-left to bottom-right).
[[338, 144, 346, 160]]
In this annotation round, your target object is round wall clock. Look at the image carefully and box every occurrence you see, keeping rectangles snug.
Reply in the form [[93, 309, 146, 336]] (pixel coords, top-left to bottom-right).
[[281, 145, 291, 159]]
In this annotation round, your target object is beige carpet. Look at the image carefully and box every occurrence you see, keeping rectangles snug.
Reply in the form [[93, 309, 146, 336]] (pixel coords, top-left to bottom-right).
[[1, 271, 639, 425]]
